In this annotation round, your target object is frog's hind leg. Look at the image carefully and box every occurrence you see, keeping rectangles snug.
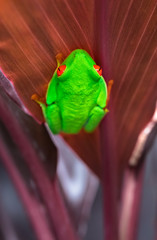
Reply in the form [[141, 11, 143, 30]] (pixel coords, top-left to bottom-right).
[[44, 104, 62, 134], [84, 106, 107, 132]]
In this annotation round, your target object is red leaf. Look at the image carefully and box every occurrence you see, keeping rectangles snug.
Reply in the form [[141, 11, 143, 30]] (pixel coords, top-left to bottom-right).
[[106, 0, 157, 175], [0, 0, 94, 122], [0, 0, 157, 180], [0, 0, 102, 177]]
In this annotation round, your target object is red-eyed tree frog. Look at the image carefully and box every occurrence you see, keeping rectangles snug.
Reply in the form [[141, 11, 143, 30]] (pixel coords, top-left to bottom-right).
[[32, 49, 113, 134]]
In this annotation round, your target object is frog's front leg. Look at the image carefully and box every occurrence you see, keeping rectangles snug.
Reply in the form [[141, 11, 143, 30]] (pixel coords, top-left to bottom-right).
[[41, 103, 62, 134], [84, 106, 108, 132]]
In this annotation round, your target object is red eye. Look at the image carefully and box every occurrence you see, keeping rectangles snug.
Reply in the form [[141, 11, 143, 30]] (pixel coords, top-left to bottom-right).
[[94, 65, 102, 76], [57, 65, 66, 76]]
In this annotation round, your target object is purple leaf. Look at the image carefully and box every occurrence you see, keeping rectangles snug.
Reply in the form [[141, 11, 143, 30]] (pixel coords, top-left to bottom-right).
[[0, 139, 55, 240], [0, 88, 78, 240]]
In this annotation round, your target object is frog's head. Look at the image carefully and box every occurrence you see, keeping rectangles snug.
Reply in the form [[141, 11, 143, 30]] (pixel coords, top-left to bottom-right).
[[55, 49, 103, 84]]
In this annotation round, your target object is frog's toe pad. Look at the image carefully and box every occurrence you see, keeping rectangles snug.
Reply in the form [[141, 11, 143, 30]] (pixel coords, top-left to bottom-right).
[[31, 93, 39, 101], [31, 94, 46, 105]]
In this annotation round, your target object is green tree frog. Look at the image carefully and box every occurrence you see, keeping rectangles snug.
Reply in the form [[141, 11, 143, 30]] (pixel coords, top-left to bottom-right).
[[33, 49, 112, 134]]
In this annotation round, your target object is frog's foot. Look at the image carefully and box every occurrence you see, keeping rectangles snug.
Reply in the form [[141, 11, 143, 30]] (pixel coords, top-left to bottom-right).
[[56, 53, 64, 67], [106, 79, 114, 107], [45, 104, 61, 134], [84, 106, 106, 132], [31, 93, 46, 105], [31, 83, 48, 104]]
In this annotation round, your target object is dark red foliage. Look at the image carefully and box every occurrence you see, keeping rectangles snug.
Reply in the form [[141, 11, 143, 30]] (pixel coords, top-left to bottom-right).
[[0, 1, 157, 239]]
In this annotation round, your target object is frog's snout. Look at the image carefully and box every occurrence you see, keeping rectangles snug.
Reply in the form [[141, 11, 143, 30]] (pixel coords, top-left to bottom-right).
[[73, 49, 86, 59]]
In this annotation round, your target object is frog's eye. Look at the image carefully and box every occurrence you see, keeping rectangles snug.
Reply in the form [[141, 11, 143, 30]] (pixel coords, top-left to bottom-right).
[[93, 65, 102, 76], [57, 65, 66, 76]]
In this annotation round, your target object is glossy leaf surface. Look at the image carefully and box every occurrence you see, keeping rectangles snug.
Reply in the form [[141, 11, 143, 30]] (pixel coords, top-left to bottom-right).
[[0, 0, 157, 178]]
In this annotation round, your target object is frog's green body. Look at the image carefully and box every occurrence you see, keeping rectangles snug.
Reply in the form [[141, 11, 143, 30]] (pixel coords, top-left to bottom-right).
[[40, 49, 108, 134]]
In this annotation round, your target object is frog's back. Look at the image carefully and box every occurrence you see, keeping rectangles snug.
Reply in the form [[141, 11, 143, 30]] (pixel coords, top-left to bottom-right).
[[48, 49, 106, 134], [58, 50, 100, 133], [58, 79, 100, 133]]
